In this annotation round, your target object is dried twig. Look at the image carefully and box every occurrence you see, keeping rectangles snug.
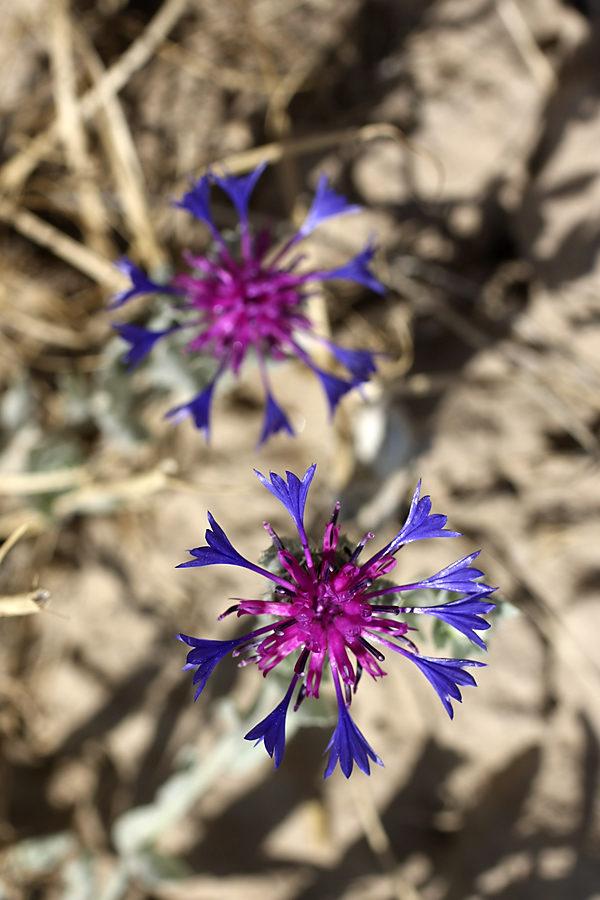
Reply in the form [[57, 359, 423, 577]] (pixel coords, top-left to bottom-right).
[[0, 590, 51, 618], [496, 0, 557, 93], [0, 524, 29, 567], [0, 468, 88, 496], [0, 524, 52, 618], [193, 123, 443, 193]]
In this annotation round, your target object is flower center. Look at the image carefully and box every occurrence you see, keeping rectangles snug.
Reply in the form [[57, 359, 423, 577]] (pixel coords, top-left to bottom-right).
[[178, 258, 312, 371], [286, 557, 374, 649]]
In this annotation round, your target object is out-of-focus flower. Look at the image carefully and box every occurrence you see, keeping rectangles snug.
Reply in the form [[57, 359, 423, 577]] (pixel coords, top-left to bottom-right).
[[110, 164, 384, 445], [178, 466, 496, 778]]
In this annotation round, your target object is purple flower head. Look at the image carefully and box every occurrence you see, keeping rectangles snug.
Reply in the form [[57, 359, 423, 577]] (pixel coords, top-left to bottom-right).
[[178, 467, 496, 777], [110, 164, 384, 445]]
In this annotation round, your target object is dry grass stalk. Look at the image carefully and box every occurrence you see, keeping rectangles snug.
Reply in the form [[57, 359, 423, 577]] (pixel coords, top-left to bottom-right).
[[142, 32, 264, 94], [0, 0, 189, 195], [0, 511, 51, 539], [201, 123, 442, 192], [49, 0, 113, 258], [51, 465, 179, 517], [0, 198, 126, 288], [228, 0, 301, 214], [0, 300, 90, 350], [75, 27, 168, 269]]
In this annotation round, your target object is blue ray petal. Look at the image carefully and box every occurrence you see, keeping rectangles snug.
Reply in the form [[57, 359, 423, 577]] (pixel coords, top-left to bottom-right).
[[312, 367, 358, 417], [321, 340, 379, 381], [254, 465, 316, 541], [212, 161, 268, 225], [317, 240, 384, 294], [409, 594, 496, 650], [258, 392, 295, 447], [400, 553, 492, 595], [244, 676, 298, 770], [179, 512, 258, 570], [109, 257, 178, 309], [382, 482, 461, 556], [177, 512, 289, 587], [113, 323, 173, 370], [401, 652, 486, 718], [324, 690, 383, 778], [165, 381, 216, 438], [297, 175, 362, 239], [177, 633, 250, 699], [174, 175, 215, 229]]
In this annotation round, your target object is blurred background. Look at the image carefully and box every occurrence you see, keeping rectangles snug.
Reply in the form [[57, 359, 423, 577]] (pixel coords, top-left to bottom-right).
[[1, 0, 600, 897]]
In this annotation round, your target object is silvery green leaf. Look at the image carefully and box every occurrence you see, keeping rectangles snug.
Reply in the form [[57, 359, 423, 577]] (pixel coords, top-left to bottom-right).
[[126, 849, 192, 885], [3, 831, 76, 875], [62, 853, 97, 900]]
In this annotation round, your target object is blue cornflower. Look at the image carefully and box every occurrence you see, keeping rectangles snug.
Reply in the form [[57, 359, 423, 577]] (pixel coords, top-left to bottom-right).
[[178, 467, 496, 778], [110, 164, 384, 445]]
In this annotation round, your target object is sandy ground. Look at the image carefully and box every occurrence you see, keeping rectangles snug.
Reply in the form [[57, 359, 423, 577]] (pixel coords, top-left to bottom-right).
[[1, 1, 600, 898]]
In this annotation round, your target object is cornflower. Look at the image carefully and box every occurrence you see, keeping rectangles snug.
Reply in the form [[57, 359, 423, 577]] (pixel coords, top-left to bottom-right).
[[110, 163, 384, 445], [178, 466, 496, 778]]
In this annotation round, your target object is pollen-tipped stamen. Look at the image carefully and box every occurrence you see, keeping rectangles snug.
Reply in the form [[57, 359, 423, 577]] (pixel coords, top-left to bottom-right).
[[231, 625, 283, 657], [274, 620, 296, 636], [329, 502, 341, 527], [354, 661, 364, 692], [347, 577, 374, 596], [322, 561, 335, 584], [295, 647, 310, 676], [218, 603, 240, 620], [344, 681, 352, 706], [294, 683, 308, 711], [264, 521, 284, 551], [348, 532, 374, 565], [357, 635, 386, 662], [237, 654, 259, 667]]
